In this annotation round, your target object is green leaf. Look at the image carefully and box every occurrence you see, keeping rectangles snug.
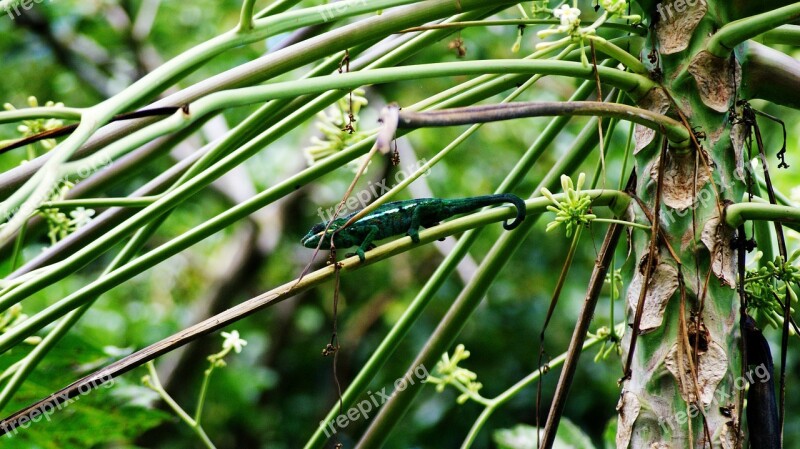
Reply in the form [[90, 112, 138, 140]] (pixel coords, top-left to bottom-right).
[[493, 420, 596, 449], [0, 334, 168, 448], [0, 379, 169, 449]]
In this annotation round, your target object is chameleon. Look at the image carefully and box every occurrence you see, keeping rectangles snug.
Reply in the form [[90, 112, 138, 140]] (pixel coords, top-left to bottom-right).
[[301, 194, 526, 261]]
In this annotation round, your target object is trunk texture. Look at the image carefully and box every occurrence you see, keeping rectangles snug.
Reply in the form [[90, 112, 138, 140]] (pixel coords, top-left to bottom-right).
[[617, 1, 772, 448]]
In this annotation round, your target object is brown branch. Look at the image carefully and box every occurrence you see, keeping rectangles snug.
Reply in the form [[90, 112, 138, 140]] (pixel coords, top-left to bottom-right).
[[539, 176, 631, 448], [397, 101, 690, 145], [0, 254, 344, 436], [0, 107, 181, 155], [623, 136, 668, 379]]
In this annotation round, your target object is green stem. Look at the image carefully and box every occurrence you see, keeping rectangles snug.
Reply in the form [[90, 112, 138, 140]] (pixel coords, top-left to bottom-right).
[[198, 59, 653, 104], [400, 18, 645, 34], [757, 24, 800, 46], [586, 35, 648, 75], [707, 3, 800, 57], [592, 218, 651, 230], [253, 0, 301, 19], [447, 381, 492, 407], [617, 121, 634, 191], [0, 107, 83, 124], [237, 0, 257, 32], [145, 362, 217, 449], [725, 202, 800, 229], [39, 197, 158, 209], [65, 61, 655, 174], [9, 220, 26, 272], [749, 180, 775, 264], [591, 112, 618, 189], [194, 365, 216, 424]]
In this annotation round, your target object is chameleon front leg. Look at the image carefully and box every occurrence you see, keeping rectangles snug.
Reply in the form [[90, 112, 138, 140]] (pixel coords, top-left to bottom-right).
[[353, 225, 380, 262]]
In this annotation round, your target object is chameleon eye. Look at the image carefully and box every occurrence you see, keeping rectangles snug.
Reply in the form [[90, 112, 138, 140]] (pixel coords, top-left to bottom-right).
[[311, 223, 326, 234]]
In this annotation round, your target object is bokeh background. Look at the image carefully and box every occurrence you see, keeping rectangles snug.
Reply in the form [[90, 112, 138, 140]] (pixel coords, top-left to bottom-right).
[[0, 1, 798, 448]]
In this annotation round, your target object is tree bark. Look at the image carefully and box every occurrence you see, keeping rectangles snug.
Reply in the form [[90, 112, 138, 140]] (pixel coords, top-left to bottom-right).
[[617, 1, 773, 447]]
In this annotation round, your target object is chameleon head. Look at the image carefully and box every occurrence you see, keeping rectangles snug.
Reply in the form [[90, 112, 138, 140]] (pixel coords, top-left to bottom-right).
[[302, 220, 362, 249], [301, 223, 331, 248]]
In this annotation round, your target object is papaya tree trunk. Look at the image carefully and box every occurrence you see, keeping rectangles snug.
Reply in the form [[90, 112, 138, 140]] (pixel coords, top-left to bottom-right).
[[619, 1, 798, 447]]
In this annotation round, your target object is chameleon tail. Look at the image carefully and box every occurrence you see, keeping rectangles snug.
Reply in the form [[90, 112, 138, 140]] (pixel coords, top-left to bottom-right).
[[444, 194, 526, 230], [498, 194, 526, 230]]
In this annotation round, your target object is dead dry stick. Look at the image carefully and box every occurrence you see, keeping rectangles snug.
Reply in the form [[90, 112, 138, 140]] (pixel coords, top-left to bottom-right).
[[539, 220, 625, 449]]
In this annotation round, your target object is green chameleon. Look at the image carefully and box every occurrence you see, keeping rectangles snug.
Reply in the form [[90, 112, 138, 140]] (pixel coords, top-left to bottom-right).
[[301, 194, 526, 261]]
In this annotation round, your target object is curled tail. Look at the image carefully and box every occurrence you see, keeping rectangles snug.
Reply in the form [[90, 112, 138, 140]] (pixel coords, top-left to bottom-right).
[[498, 194, 526, 230]]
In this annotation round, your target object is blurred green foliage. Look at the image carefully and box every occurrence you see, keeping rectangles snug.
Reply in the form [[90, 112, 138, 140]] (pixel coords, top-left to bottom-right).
[[0, 1, 798, 448]]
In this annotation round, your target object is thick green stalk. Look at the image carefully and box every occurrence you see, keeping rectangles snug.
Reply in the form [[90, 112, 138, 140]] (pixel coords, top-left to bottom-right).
[[39, 197, 157, 209], [725, 202, 800, 231], [64, 60, 655, 174], [237, 0, 257, 32], [401, 19, 644, 34], [0, 107, 83, 124], [708, 3, 800, 56], [757, 24, 800, 45]]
